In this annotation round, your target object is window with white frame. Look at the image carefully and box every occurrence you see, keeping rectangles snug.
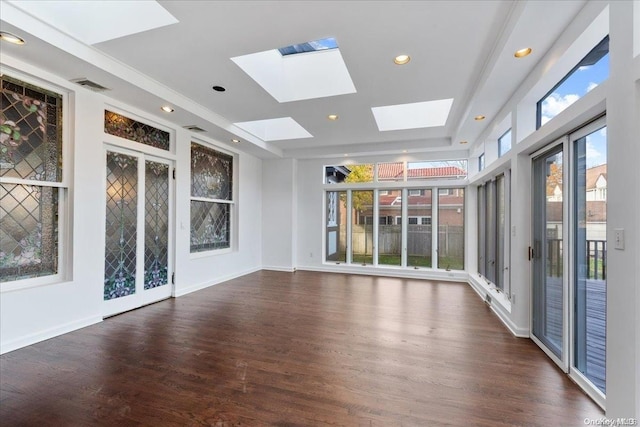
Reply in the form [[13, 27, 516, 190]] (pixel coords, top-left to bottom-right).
[[478, 154, 485, 171], [190, 143, 234, 252], [1, 75, 66, 284], [477, 172, 510, 292], [537, 36, 609, 128], [325, 160, 467, 183], [498, 129, 512, 157], [322, 160, 466, 271]]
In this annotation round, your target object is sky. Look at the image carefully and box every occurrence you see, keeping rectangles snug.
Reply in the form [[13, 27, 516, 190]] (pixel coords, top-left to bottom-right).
[[541, 53, 608, 168]]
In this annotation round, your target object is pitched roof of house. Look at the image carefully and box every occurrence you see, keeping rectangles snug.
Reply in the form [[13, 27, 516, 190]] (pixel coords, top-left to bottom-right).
[[377, 162, 466, 180], [586, 164, 607, 190]]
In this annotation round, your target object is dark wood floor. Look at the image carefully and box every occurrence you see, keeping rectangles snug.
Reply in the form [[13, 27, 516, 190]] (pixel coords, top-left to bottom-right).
[[1, 271, 603, 426]]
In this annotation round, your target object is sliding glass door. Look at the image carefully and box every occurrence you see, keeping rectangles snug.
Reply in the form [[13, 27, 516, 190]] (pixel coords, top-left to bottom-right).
[[530, 117, 607, 407], [572, 118, 607, 402], [531, 142, 566, 365]]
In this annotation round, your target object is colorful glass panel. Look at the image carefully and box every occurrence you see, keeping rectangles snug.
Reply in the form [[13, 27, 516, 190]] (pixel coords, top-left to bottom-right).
[[190, 143, 232, 200], [104, 152, 138, 300], [144, 161, 169, 290], [190, 201, 230, 252], [1, 75, 62, 181], [0, 183, 58, 282], [104, 110, 170, 151]]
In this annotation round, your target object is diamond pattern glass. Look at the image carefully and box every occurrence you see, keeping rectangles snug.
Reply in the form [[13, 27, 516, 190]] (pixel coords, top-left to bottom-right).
[[104, 152, 138, 300], [144, 161, 169, 290], [190, 201, 230, 252], [191, 143, 232, 200], [0, 183, 58, 282], [104, 110, 170, 151], [1, 75, 62, 181]]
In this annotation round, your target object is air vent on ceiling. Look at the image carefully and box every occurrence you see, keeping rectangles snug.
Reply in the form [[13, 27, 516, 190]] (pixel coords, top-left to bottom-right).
[[183, 125, 206, 132], [70, 78, 110, 92]]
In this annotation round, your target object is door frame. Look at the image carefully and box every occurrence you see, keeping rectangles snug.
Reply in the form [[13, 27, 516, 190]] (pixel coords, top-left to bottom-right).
[[102, 145, 175, 317], [530, 136, 570, 373], [566, 115, 607, 409]]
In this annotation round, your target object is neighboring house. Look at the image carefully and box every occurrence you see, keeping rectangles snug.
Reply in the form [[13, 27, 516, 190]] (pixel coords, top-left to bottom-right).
[[364, 165, 465, 226], [325, 165, 351, 184], [546, 164, 607, 240], [377, 163, 467, 181], [325, 165, 465, 260], [586, 164, 607, 201]]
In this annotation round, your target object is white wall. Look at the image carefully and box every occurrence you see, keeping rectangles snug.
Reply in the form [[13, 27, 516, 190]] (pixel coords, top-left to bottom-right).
[[1, 58, 264, 352], [605, 0, 639, 418], [261, 158, 297, 271], [1, 67, 105, 353], [174, 134, 263, 296], [467, 1, 639, 417]]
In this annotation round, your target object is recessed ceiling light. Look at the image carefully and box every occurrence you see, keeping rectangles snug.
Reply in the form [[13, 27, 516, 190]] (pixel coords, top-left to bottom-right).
[[327, 114, 339, 121], [394, 54, 411, 65], [402, 150, 408, 153], [344, 154, 349, 157], [231, 139, 240, 143], [514, 47, 532, 58], [212, 85, 226, 92], [474, 115, 486, 121], [161, 105, 174, 113], [460, 140, 468, 144], [0, 31, 26, 45]]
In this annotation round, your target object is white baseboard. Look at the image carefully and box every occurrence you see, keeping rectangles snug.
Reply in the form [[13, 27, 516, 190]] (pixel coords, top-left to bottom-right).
[[173, 266, 262, 297], [296, 264, 468, 282], [0, 315, 102, 355], [262, 266, 296, 273], [467, 275, 529, 338]]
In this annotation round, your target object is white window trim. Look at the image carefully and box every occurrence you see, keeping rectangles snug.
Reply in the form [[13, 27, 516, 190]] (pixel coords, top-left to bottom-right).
[[0, 72, 72, 293], [189, 142, 236, 256]]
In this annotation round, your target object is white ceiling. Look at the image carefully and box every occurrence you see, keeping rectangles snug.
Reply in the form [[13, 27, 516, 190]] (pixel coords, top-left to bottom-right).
[[0, 0, 587, 160]]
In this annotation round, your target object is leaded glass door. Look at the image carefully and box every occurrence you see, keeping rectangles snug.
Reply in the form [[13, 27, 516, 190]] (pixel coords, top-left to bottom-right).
[[104, 148, 173, 316]]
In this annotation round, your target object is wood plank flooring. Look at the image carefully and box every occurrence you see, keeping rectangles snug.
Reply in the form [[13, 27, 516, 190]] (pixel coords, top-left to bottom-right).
[[0, 271, 603, 426]]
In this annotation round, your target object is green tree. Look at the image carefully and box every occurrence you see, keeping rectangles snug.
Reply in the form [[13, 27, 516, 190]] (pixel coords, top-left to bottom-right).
[[344, 164, 373, 214]]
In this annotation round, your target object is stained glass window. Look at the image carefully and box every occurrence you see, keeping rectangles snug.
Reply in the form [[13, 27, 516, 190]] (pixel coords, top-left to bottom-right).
[[1, 75, 64, 283], [1, 184, 59, 281], [104, 110, 170, 151], [144, 160, 169, 290], [190, 201, 230, 251], [190, 143, 233, 253], [190, 143, 232, 200], [104, 152, 138, 300]]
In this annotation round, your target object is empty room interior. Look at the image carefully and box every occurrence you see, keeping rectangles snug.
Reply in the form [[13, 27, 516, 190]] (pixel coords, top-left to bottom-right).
[[1, 1, 639, 425]]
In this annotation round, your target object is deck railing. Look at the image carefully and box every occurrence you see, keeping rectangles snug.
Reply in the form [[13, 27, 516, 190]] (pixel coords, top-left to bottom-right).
[[587, 240, 606, 280], [547, 239, 606, 280]]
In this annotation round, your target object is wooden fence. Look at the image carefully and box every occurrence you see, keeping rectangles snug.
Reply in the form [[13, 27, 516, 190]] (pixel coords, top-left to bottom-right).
[[348, 225, 463, 258]]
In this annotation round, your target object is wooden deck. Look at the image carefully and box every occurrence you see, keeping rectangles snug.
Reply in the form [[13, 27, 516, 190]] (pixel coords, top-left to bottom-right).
[[585, 279, 606, 391], [1, 271, 603, 426], [545, 277, 606, 392]]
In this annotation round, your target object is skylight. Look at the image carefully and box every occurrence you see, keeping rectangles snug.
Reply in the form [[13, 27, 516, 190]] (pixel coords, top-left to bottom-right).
[[371, 99, 454, 131], [278, 37, 338, 56], [231, 38, 356, 103], [8, 0, 178, 45], [234, 117, 312, 142]]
